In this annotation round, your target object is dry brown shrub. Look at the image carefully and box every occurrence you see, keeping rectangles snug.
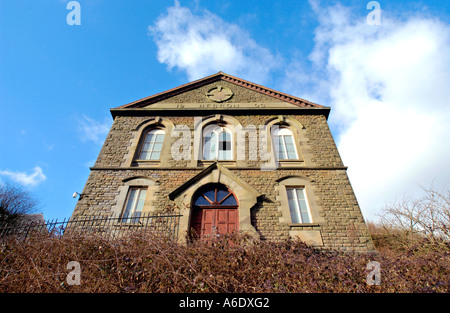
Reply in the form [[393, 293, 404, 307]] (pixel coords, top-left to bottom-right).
[[0, 231, 448, 293]]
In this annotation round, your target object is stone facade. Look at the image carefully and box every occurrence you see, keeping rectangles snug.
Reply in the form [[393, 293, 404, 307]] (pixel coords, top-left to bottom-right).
[[71, 72, 375, 252]]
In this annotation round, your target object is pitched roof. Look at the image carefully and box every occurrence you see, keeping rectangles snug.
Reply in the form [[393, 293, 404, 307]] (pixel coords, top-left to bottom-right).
[[115, 72, 326, 109]]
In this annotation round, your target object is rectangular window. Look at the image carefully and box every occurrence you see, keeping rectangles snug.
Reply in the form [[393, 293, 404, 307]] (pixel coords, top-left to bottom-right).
[[139, 131, 165, 160], [282, 135, 297, 159], [121, 188, 147, 223], [286, 187, 311, 223]]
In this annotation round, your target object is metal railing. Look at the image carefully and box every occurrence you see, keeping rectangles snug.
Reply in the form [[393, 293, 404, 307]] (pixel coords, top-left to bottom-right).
[[0, 212, 182, 240]]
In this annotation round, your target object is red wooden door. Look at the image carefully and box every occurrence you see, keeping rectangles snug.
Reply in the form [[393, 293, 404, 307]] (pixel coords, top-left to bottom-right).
[[191, 185, 238, 239], [216, 209, 238, 235]]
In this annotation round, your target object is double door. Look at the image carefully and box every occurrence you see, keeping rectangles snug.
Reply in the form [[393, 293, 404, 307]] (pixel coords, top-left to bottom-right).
[[191, 207, 238, 238]]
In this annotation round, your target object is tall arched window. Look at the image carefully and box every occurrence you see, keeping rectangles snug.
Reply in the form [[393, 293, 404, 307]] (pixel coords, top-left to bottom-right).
[[138, 129, 165, 160], [203, 125, 233, 160], [271, 127, 298, 160]]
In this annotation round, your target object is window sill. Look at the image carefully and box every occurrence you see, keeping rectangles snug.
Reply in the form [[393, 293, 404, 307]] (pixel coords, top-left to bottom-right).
[[200, 159, 236, 162], [199, 160, 236, 166], [132, 160, 161, 167], [278, 160, 304, 164], [289, 223, 320, 227]]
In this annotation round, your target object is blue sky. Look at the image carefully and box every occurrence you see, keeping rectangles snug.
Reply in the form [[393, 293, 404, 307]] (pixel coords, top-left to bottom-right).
[[1, 0, 449, 222]]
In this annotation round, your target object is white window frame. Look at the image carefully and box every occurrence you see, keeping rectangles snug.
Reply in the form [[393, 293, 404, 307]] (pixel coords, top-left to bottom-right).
[[202, 125, 233, 160], [272, 127, 299, 160], [138, 129, 165, 160], [286, 187, 312, 224], [121, 187, 147, 223]]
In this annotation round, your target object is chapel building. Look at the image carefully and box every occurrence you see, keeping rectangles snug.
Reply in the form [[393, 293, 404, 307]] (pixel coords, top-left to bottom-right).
[[71, 72, 375, 252]]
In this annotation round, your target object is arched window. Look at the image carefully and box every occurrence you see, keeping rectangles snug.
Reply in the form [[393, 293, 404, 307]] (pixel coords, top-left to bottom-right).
[[138, 129, 165, 160], [193, 185, 238, 207], [203, 125, 233, 160], [271, 127, 298, 160]]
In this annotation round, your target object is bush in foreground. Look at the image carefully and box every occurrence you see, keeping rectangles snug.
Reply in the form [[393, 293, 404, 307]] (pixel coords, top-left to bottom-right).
[[0, 232, 448, 293]]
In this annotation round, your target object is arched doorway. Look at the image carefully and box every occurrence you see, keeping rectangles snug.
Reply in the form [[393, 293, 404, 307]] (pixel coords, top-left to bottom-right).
[[190, 184, 238, 239]]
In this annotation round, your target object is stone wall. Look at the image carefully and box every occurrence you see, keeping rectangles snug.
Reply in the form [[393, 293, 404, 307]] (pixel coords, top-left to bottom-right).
[[93, 114, 344, 168], [72, 112, 374, 252], [72, 167, 373, 252]]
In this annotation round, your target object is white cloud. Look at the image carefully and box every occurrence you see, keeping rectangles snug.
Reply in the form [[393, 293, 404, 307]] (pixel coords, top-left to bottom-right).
[[148, 1, 450, 222], [0, 166, 47, 187], [149, 1, 280, 83], [301, 2, 450, 220], [77, 114, 111, 145]]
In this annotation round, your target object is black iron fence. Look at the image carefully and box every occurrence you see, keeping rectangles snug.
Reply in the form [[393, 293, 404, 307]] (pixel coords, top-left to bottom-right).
[[0, 212, 182, 241]]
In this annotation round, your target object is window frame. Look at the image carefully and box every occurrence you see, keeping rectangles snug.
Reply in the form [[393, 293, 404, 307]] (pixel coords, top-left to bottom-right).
[[271, 127, 299, 160], [276, 176, 324, 227], [193, 184, 238, 207], [120, 186, 148, 223], [137, 128, 166, 161], [111, 177, 158, 221], [276, 176, 324, 245], [262, 117, 308, 169], [202, 125, 234, 161], [124, 117, 175, 167], [285, 187, 312, 224]]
